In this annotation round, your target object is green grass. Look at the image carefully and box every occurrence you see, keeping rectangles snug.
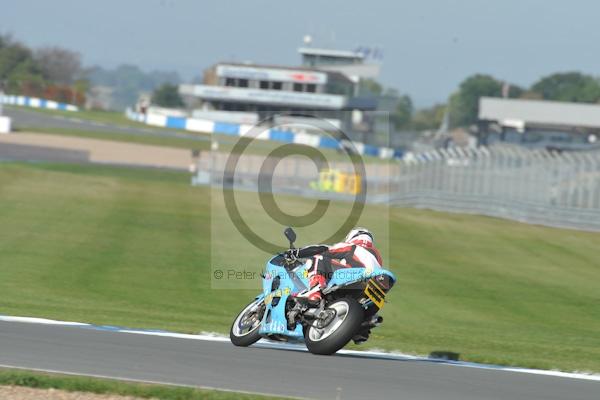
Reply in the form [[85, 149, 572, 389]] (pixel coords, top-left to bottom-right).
[[0, 368, 290, 399], [0, 162, 598, 373]]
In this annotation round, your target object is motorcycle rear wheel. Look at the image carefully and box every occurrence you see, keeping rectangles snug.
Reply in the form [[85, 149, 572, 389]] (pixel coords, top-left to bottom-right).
[[304, 297, 364, 355]]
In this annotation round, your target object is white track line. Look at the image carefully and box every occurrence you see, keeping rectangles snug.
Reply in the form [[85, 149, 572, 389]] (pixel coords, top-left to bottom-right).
[[1, 315, 599, 382], [0, 315, 90, 326]]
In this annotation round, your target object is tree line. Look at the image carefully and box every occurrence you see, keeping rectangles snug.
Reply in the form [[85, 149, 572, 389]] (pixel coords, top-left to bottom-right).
[[88, 65, 180, 110], [0, 34, 87, 105], [3, 33, 600, 124], [0, 34, 180, 109], [381, 71, 600, 132]]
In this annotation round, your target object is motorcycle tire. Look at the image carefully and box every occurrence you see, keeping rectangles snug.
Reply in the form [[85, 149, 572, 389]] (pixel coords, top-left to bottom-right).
[[230, 299, 263, 347], [304, 297, 364, 355]]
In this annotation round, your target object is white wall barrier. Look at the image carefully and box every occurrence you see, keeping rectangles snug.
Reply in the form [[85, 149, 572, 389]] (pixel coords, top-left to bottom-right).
[[0, 94, 79, 112], [0, 116, 11, 133], [124, 108, 402, 159]]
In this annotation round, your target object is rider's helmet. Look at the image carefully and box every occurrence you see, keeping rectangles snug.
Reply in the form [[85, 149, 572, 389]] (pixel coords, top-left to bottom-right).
[[345, 227, 374, 248]]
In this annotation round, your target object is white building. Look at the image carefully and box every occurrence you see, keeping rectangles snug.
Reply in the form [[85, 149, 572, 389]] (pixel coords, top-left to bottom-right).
[[478, 97, 600, 151], [178, 44, 389, 143]]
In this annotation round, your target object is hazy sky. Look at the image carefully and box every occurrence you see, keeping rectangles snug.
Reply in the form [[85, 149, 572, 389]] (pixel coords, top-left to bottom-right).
[[3, 0, 600, 106]]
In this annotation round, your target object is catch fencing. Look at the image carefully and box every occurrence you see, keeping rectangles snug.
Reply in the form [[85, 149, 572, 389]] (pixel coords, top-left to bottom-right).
[[193, 151, 395, 203], [194, 145, 600, 232], [392, 145, 600, 231]]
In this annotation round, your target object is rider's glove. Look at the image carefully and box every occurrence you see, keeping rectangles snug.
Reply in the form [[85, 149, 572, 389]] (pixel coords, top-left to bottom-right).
[[284, 248, 300, 264]]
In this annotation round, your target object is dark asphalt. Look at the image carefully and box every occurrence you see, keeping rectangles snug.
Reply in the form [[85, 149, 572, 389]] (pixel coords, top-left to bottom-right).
[[0, 320, 597, 400], [0, 142, 90, 163], [4, 107, 210, 143]]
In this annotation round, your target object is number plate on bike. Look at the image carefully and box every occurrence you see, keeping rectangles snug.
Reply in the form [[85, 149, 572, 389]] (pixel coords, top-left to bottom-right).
[[364, 279, 386, 309]]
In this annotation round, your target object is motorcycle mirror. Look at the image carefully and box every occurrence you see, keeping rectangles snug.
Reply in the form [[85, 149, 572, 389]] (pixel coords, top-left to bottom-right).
[[284, 227, 296, 248]]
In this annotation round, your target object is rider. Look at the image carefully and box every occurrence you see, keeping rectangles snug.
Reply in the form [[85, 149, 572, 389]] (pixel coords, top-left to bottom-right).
[[285, 227, 382, 304]]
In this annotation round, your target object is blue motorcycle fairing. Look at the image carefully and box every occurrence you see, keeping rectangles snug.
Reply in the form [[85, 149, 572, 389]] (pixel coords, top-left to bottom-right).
[[326, 267, 396, 289], [258, 258, 309, 338], [257, 255, 396, 338]]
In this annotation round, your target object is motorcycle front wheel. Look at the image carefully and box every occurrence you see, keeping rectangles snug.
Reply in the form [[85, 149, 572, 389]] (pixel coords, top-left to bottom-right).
[[304, 297, 364, 355], [230, 299, 264, 347]]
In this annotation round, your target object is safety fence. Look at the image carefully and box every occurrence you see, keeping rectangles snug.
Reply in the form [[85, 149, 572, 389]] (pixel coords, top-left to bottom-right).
[[125, 108, 402, 160], [392, 146, 600, 231], [192, 151, 395, 203], [194, 145, 600, 232]]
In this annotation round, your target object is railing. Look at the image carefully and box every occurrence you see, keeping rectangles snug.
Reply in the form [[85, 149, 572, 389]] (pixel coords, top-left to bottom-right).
[[193, 145, 600, 232], [392, 145, 600, 231]]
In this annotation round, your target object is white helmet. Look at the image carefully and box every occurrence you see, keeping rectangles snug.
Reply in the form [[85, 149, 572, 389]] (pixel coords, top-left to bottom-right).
[[345, 227, 374, 247]]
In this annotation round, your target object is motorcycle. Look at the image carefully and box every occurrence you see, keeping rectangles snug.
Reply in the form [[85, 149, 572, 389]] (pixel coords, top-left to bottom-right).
[[230, 227, 396, 355]]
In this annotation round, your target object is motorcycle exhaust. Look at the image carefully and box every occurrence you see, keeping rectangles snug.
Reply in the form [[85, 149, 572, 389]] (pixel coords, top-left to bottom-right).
[[362, 315, 383, 328]]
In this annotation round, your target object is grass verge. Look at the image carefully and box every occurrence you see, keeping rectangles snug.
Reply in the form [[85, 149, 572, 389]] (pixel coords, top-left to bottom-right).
[[0, 162, 598, 373], [0, 368, 290, 399]]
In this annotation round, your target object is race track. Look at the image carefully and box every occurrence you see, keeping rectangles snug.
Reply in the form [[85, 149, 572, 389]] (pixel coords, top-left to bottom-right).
[[0, 319, 597, 400], [1, 106, 599, 399], [3, 107, 210, 142]]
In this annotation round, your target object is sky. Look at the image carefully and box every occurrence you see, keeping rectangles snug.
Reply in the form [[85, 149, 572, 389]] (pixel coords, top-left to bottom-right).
[[3, 0, 600, 106]]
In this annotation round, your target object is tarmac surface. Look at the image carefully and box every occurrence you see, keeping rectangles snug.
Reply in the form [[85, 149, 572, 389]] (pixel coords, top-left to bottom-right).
[[0, 320, 598, 400], [3, 106, 210, 143]]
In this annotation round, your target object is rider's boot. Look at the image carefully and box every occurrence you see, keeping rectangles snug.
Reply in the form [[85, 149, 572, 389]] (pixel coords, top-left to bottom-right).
[[294, 275, 326, 305]]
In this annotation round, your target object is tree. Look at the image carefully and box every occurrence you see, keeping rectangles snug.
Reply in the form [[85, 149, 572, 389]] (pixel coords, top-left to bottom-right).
[[530, 72, 600, 103], [391, 95, 413, 130], [151, 83, 184, 108], [448, 74, 503, 127], [412, 104, 447, 131], [35, 46, 82, 85], [0, 35, 86, 102], [358, 78, 383, 96], [72, 79, 90, 106], [87, 64, 181, 110], [0, 34, 45, 94], [505, 83, 525, 99]]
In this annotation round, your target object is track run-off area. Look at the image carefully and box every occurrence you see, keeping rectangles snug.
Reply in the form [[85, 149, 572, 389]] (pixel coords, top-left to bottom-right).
[[0, 316, 598, 400], [1, 108, 599, 399]]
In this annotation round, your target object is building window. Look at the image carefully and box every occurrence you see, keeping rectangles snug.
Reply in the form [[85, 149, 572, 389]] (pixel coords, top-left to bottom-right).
[[225, 78, 236, 87], [238, 79, 248, 88], [272, 81, 282, 90], [293, 83, 303, 92], [306, 84, 316, 93], [259, 81, 269, 89]]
